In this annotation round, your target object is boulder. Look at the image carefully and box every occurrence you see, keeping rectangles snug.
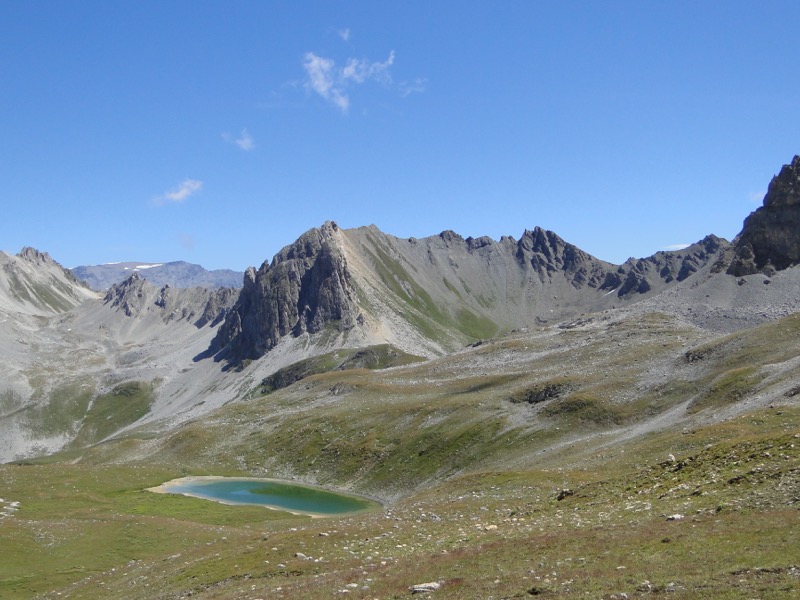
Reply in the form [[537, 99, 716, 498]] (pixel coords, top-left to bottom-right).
[[409, 581, 441, 594]]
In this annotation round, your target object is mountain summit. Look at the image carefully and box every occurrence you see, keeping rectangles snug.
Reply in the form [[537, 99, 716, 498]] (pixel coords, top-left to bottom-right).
[[208, 222, 359, 362]]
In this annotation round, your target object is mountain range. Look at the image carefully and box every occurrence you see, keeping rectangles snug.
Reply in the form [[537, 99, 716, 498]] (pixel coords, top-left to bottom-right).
[[1, 155, 798, 463], [70, 260, 244, 290], [0, 156, 799, 598]]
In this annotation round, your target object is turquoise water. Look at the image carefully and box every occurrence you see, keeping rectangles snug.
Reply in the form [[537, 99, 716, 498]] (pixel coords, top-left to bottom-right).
[[160, 478, 377, 515]]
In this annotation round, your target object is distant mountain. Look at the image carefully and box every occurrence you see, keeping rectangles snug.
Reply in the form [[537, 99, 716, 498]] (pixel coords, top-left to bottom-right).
[[71, 260, 244, 290]]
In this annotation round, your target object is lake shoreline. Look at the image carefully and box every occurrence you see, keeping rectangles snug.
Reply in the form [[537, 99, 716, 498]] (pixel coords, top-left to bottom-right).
[[146, 476, 380, 518]]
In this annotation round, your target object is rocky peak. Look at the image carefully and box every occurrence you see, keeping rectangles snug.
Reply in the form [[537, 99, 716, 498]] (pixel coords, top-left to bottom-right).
[[438, 230, 464, 244], [0, 247, 96, 314], [728, 155, 800, 276], [17, 247, 55, 265], [103, 273, 147, 317], [466, 235, 493, 251], [208, 221, 360, 364], [16, 246, 89, 289], [763, 155, 800, 210], [203, 218, 731, 366], [516, 227, 609, 289]]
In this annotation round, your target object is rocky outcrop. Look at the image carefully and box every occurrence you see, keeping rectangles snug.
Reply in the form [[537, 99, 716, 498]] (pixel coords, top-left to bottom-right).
[[103, 273, 148, 317], [728, 155, 800, 276], [613, 235, 728, 297], [195, 287, 237, 328], [18, 247, 58, 267], [516, 227, 612, 289], [208, 222, 360, 363], [103, 273, 235, 326]]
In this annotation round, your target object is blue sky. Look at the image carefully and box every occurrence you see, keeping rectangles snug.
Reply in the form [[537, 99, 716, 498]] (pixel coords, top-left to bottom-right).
[[1, 1, 798, 271]]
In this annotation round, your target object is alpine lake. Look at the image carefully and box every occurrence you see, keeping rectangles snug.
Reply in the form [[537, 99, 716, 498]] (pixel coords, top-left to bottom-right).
[[148, 477, 380, 517]]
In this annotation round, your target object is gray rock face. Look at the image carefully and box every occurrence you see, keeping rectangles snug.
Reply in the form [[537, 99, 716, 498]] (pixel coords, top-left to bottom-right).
[[486, 227, 725, 299], [467, 226, 725, 300], [515, 227, 611, 289], [728, 155, 800, 276], [613, 235, 727, 297], [103, 272, 235, 327], [208, 222, 359, 362]]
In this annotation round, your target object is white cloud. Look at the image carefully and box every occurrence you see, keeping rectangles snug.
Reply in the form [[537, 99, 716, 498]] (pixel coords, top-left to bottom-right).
[[338, 28, 350, 41], [302, 50, 397, 113], [342, 51, 394, 84], [303, 52, 346, 110], [304, 52, 335, 95], [153, 179, 203, 205], [399, 77, 427, 97], [223, 128, 255, 151], [663, 243, 690, 251]]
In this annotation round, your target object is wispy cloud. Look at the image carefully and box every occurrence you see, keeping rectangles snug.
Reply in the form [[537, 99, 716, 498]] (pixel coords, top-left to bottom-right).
[[338, 28, 350, 41], [153, 179, 203, 206], [663, 243, 690, 252], [302, 50, 397, 113], [342, 51, 394, 84], [750, 191, 765, 204], [399, 77, 427, 97], [223, 128, 255, 151], [303, 52, 349, 111]]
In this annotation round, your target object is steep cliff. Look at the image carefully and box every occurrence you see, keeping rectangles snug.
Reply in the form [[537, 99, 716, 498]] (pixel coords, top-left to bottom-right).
[[728, 155, 800, 276], [208, 221, 359, 362]]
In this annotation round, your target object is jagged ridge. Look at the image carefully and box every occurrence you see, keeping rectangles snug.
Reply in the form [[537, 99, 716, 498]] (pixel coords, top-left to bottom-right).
[[207, 221, 730, 365], [103, 272, 236, 328]]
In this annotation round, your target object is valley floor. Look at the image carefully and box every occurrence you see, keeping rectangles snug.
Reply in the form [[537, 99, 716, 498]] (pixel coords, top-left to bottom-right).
[[1, 405, 798, 599]]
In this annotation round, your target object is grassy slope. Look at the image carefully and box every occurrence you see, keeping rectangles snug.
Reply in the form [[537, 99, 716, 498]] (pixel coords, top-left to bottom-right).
[[361, 236, 500, 347], [1, 310, 799, 599], [19, 381, 154, 447]]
